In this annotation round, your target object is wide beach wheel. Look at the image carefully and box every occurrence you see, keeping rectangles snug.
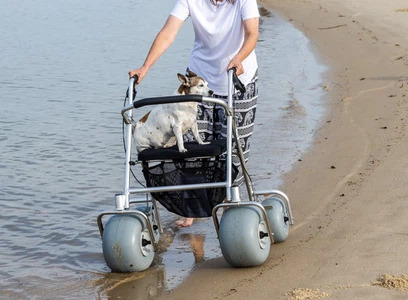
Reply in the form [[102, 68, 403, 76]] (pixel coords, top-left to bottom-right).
[[102, 214, 154, 272], [262, 197, 289, 243], [218, 206, 271, 267]]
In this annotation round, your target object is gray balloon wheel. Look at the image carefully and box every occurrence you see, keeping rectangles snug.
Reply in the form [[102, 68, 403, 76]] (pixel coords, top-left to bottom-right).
[[262, 197, 289, 243], [219, 206, 271, 267], [102, 215, 154, 272]]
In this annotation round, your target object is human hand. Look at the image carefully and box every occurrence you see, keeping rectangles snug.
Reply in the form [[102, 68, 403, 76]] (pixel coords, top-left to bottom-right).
[[128, 66, 148, 84], [227, 57, 244, 76]]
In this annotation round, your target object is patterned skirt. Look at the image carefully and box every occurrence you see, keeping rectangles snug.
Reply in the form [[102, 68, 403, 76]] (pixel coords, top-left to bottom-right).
[[184, 70, 258, 186]]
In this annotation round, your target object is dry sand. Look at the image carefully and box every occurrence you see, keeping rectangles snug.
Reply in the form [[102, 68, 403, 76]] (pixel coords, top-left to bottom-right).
[[160, 0, 408, 299]]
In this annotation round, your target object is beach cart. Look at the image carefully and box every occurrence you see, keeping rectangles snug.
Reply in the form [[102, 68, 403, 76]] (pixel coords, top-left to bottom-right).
[[97, 69, 294, 272]]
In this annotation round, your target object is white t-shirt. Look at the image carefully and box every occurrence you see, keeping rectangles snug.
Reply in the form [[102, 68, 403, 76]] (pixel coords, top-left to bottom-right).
[[171, 0, 260, 95]]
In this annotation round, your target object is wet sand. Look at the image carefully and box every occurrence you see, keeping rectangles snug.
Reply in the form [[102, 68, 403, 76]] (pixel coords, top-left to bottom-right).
[[161, 0, 408, 299]]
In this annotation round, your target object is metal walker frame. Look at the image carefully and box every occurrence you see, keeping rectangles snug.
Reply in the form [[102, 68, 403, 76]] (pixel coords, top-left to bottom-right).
[[97, 69, 294, 254]]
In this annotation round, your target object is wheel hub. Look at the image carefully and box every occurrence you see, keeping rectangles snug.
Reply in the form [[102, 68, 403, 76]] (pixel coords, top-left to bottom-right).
[[258, 221, 270, 249], [140, 229, 153, 257]]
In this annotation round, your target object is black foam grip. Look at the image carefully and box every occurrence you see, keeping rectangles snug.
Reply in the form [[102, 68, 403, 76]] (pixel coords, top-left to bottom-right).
[[133, 95, 203, 109], [130, 74, 139, 83]]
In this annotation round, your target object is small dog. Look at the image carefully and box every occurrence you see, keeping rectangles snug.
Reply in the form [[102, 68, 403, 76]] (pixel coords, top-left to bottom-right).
[[133, 71, 213, 153]]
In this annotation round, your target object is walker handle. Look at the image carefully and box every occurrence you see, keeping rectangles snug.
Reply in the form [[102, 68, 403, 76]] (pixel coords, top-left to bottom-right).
[[127, 75, 139, 100], [228, 68, 246, 93], [132, 95, 203, 109]]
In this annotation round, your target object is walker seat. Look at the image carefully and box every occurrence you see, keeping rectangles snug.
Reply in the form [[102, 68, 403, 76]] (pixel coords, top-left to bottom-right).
[[137, 140, 226, 161]]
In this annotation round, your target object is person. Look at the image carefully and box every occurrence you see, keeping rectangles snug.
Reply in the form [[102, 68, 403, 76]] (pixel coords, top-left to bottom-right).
[[129, 0, 260, 227]]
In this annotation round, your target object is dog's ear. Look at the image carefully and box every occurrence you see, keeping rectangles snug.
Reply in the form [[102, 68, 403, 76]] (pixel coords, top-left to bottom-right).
[[187, 70, 197, 78], [177, 73, 190, 86]]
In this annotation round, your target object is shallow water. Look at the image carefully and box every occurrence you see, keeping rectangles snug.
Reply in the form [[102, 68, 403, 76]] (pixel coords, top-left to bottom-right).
[[0, 1, 326, 299]]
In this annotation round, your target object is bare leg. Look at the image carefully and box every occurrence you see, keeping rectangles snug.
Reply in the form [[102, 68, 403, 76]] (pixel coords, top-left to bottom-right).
[[176, 217, 194, 227]]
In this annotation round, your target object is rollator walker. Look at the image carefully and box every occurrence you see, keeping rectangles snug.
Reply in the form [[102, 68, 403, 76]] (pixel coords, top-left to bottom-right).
[[97, 69, 294, 272]]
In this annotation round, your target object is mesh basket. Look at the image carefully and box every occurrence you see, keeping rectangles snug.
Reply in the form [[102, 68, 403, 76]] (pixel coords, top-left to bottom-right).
[[142, 159, 237, 218]]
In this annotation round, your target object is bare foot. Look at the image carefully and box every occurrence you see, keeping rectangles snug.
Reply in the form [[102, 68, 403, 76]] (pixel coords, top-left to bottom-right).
[[175, 218, 194, 227]]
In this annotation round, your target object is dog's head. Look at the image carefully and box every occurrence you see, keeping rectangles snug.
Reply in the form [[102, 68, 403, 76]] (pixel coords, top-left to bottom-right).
[[177, 71, 214, 96]]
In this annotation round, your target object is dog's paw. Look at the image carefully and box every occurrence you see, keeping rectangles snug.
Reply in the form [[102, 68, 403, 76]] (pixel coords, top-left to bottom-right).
[[179, 148, 188, 153], [200, 141, 210, 145]]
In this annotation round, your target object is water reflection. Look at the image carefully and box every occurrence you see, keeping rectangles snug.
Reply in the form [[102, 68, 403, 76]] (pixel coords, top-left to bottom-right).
[[97, 269, 167, 300], [181, 233, 206, 263]]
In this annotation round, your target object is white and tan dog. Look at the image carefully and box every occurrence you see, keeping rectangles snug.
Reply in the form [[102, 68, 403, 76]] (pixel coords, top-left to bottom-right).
[[133, 71, 213, 153]]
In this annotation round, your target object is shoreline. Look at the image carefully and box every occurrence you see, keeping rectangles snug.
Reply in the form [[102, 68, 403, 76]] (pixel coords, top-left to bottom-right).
[[163, 0, 408, 299]]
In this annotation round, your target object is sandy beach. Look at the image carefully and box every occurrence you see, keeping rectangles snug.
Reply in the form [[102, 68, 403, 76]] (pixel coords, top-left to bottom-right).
[[161, 0, 408, 299]]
